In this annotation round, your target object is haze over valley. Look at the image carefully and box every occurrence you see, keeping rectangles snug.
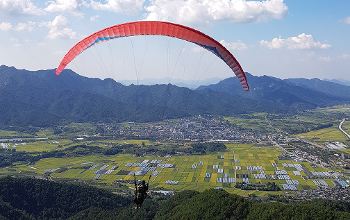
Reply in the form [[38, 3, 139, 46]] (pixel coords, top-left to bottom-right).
[[1, 0, 350, 219]]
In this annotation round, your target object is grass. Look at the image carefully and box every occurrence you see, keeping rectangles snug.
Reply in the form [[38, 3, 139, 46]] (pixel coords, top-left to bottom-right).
[[8, 139, 74, 152], [100, 140, 153, 145], [339, 149, 350, 154], [0, 130, 31, 138], [224, 116, 269, 132], [296, 126, 347, 142]]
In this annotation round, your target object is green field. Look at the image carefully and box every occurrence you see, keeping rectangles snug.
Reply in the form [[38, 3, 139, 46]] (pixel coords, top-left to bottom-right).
[[225, 115, 268, 132], [0, 130, 31, 138], [100, 140, 153, 145], [342, 121, 350, 139], [4, 139, 155, 153], [296, 126, 347, 142], [2, 143, 338, 196], [11, 140, 75, 152]]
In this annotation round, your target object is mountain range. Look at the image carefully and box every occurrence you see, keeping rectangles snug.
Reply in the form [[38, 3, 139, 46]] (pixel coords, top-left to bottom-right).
[[324, 78, 350, 87], [198, 73, 350, 109], [117, 77, 224, 89], [1, 65, 350, 127]]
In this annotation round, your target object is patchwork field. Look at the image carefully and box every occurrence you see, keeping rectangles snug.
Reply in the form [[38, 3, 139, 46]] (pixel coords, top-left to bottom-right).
[[5, 143, 342, 196]]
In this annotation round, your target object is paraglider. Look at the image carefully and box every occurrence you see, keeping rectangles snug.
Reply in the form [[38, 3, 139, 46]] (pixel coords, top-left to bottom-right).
[[133, 174, 151, 209], [55, 21, 249, 91]]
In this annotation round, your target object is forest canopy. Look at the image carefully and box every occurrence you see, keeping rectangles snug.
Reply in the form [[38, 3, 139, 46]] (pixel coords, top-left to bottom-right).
[[1, 176, 350, 220]]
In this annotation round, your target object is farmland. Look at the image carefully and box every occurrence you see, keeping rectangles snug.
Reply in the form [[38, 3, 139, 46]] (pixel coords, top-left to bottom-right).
[[1, 107, 350, 197], [296, 126, 348, 143], [2, 143, 341, 196]]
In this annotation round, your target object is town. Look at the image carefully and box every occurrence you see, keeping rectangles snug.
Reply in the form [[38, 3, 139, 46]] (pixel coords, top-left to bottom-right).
[[96, 116, 273, 143]]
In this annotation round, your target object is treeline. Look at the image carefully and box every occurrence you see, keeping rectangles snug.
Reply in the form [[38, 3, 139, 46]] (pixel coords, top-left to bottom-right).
[[0, 149, 37, 167], [235, 182, 281, 191], [0, 143, 227, 168], [105, 142, 227, 156], [0, 146, 102, 168], [189, 143, 227, 154], [0, 145, 108, 168], [1, 176, 350, 219]]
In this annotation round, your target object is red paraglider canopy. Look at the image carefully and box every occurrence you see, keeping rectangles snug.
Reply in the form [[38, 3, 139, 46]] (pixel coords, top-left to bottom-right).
[[56, 21, 249, 91]]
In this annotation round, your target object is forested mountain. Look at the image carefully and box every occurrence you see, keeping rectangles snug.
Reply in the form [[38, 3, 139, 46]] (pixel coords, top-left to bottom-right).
[[0, 176, 131, 219], [324, 78, 350, 87], [118, 77, 224, 89], [1, 176, 350, 220], [197, 73, 350, 109], [1, 65, 350, 127], [0, 65, 288, 127], [285, 78, 350, 99]]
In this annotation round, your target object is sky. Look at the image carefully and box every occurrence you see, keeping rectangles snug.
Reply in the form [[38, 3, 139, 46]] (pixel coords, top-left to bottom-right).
[[0, 0, 350, 83]]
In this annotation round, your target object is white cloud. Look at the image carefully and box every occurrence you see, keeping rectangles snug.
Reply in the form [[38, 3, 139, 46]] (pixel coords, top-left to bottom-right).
[[344, 17, 350, 24], [44, 0, 86, 17], [91, 0, 145, 15], [13, 43, 23, 47], [220, 40, 248, 50], [260, 33, 331, 49], [306, 51, 314, 57], [40, 15, 77, 39], [0, 22, 12, 30], [144, 0, 288, 26], [317, 56, 331, 62], [37, 42, 47, 46], [90, 15, 99, 22], [192, 46, 205, 53], [0, 0, 45, 17], [339, 54, 350, 59], [15, 21, 36, 31], [0, 21, 36, 31], [54, 50, 68, 55]]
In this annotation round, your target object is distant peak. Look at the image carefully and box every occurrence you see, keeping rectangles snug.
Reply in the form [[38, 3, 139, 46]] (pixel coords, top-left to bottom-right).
[[0, 65, 13, 69]]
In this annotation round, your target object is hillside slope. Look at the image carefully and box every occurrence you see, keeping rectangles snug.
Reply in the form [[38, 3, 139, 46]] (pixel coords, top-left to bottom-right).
[[197, 73, 350, 109], [0, 66, 289, 127], [1, 176, 350, 220]]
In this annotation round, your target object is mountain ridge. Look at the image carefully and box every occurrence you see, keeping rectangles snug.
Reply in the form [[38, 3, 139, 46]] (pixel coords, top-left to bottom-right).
[[197, 73, 350, 109], [0, 65, 288, 127], [1, 65, 350, 127]]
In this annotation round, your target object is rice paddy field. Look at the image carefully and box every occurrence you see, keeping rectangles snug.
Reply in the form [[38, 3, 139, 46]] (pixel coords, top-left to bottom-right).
[[3, 138, 156, 153], [11, 140, 74, 152], [295, 126, 348, 142], [99, 140, 153, 145], [0, 130, 31, 137], [7, 143, 340, 196]]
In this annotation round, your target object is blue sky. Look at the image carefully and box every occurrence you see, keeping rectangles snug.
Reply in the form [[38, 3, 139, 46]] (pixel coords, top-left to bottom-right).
[[0, 0, 349, 83]]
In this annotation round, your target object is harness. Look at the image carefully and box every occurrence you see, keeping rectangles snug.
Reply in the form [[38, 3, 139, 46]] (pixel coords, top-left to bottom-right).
[[133, 174, 151, 208], [136, 184, 144, 196]]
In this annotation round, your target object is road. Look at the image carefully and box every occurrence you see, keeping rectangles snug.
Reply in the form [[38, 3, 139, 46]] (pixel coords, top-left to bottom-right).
[[264, 115, 287, 153], [301, 139, 327, 150], [265, 114, 334, 173], [339, 118, 350, 139]]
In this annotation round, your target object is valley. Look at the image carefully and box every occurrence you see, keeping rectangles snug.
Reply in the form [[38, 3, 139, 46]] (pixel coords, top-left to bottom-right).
[[1, 106, 350, 200]]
